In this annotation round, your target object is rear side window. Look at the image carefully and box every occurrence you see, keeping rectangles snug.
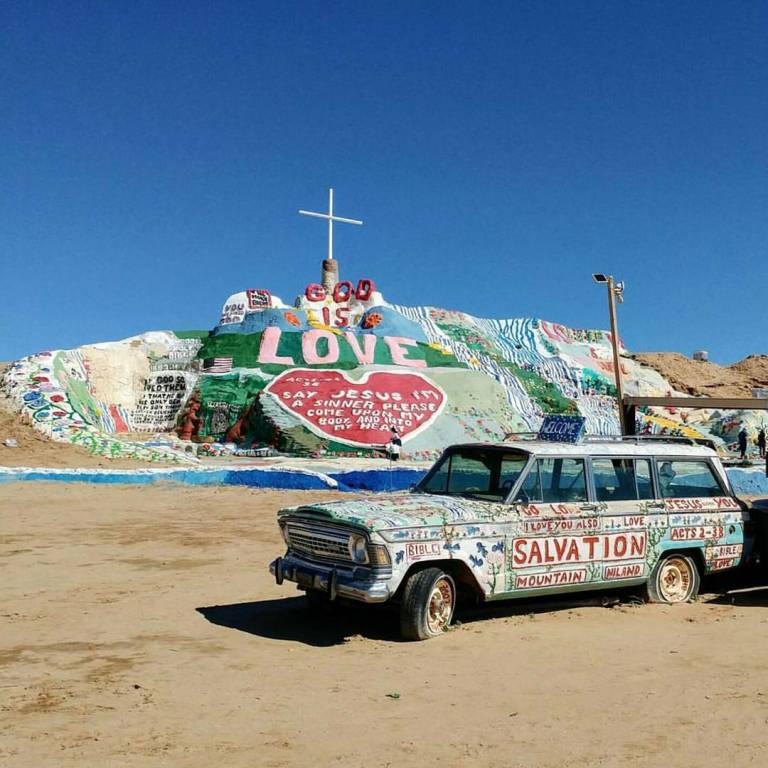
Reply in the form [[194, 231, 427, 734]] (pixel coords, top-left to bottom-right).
[[516, 458, 587, 503], [592, 458, 654, 502], [656, 460, 724, 499]]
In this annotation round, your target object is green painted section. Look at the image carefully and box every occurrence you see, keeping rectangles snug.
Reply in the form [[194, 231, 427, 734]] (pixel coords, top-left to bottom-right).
[[501, 361, 579, 415], [196, 330, 465, 371], [433, 319, 578, 415], [195, 373, 268, 440], [172, 330, 211, 340]]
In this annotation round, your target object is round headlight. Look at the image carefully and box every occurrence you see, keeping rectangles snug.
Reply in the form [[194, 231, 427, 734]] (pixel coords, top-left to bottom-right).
[[348, 533, 369, 564]]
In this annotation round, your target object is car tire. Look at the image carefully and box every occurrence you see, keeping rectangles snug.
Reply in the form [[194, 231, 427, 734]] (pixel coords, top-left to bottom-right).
[[646, 553, 700, 604], [400, 568, 456, 641]]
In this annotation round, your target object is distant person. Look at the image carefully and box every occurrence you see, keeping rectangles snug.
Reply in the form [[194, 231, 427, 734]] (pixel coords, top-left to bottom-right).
[[386, 426, 402, 462], [758, 428, 766, 460], [738, 427, 748, 461]]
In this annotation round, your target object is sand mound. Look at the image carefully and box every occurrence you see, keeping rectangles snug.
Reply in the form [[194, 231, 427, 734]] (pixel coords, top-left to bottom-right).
[[631, 352, 760, 398], [730, 355, 768, 389]]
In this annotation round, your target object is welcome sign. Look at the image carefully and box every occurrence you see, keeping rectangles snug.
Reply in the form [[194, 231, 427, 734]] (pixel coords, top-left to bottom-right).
[[538, 414, 586, 443]]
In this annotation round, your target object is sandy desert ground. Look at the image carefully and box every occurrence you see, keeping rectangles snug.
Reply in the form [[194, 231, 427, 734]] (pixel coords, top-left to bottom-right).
[[2, 483, 768, 767]]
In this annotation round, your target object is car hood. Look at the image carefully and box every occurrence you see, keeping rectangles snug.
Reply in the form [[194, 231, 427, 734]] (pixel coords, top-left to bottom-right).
[[279, 492, 512, 532]]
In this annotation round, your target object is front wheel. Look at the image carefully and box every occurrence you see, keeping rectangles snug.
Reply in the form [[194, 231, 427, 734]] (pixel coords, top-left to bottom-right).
[[646, 553, 700, 604], [400, 568, 456, 641]]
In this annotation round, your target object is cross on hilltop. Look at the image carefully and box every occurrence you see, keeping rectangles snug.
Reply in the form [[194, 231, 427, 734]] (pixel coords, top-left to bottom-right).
[[299, 189, 363, 289]]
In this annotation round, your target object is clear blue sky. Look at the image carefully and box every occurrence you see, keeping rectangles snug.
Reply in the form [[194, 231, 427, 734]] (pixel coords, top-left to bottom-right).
[[2, 0, 766, 363]]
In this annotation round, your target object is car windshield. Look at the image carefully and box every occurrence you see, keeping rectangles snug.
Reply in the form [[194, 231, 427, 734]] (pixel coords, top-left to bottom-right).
[[416, 448, 529, 501]]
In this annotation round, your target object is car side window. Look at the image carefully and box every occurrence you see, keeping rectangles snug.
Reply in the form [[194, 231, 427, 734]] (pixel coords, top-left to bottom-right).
[[656, 460, 724, 499], [532, 458, 587, 503], [516, 460, 541, 502], [635, 459, 654, 499], [592, 458, 654, 502]]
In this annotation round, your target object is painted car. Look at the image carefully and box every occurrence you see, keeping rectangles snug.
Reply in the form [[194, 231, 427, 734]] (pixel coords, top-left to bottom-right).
[[269, 438, 748, 640]]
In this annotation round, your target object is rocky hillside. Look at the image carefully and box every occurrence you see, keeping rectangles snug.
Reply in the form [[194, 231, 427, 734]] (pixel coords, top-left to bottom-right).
[[631, 353, 768, 398]]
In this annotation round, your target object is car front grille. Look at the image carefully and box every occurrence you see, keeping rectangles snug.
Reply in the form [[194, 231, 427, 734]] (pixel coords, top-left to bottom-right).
[[284, 522, 354, 564]]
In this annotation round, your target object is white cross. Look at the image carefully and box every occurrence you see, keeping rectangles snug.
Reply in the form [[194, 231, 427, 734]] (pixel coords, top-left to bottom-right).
[[299, 188, 363, 262]]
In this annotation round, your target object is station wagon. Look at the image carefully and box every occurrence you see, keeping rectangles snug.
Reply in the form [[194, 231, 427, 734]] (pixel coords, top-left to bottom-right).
[[270, 437, 747, 640]]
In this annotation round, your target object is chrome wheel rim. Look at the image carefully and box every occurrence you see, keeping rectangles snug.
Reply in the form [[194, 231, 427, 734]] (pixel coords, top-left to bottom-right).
[[426, 577, 454, 634], [658, 557, 692, 602]]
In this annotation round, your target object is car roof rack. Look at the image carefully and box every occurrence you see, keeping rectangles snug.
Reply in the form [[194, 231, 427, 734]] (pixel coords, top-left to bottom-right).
[[502, 432, 539, 441], [583, 435, 717, 450], [503, 432, 717, 450]]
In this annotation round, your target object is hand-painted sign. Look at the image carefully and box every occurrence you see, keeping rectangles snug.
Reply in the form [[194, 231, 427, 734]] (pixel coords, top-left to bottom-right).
[[303, 278, 377, 328], [538, 414, 585, 443], [219, 289, 272, 325], [264, 368, 446, 447], [132, 372, 196, 432], [246, 289, 272, 310]]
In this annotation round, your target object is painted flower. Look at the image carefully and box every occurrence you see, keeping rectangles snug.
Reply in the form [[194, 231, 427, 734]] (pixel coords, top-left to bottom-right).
[[362, 312, 383, 329], [50, 395, 65, 403], [284, 311, 301, 328]]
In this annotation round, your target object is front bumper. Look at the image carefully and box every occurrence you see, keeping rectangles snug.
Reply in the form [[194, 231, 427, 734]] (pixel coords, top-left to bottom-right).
[[270, 553, 392, 604]]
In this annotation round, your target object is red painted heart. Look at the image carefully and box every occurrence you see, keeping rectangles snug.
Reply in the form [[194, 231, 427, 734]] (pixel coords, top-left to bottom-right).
[[264, 368, 446, 447]]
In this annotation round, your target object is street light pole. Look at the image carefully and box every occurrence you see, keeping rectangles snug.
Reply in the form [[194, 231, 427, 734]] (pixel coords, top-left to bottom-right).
[[593, 273, 627, 435]]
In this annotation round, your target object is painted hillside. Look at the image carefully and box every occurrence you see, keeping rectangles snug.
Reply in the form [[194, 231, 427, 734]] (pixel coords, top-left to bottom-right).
[[1, 275, 759, 463]]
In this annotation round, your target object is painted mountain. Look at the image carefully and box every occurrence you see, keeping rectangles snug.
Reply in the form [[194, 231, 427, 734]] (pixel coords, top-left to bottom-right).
[[1, 276, 752, 463]]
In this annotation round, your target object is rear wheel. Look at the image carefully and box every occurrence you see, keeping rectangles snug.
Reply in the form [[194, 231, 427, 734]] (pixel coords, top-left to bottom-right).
[[400, 568, 456, 641], [646, 553, 700, 603]]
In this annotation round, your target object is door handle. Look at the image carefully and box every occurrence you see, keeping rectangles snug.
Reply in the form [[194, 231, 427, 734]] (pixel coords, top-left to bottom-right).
[[579, 503, 598, 512], [647, 502, 666, 509]]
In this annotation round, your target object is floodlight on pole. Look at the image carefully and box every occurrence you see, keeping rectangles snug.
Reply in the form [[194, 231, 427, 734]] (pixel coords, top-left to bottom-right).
[[593, 273, 627, 435]]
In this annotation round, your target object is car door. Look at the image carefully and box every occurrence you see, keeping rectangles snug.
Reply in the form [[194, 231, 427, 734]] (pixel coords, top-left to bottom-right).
[[656, 458, 744, 572], [590, 456, 661, 583], [509, 455, 601, 592]]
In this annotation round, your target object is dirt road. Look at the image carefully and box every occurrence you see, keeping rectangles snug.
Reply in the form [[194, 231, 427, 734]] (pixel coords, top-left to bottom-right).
[[2, 484, 768, 767]]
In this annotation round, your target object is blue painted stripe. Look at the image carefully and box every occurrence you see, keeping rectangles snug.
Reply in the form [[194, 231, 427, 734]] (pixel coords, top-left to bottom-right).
[[328, 468, 426, 492], [2, 464, 761, 496], [0, 467, 340, 491]]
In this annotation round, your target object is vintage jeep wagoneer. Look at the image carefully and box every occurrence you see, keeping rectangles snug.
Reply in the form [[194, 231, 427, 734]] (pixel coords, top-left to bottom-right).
[[269, 437, 747, 640]]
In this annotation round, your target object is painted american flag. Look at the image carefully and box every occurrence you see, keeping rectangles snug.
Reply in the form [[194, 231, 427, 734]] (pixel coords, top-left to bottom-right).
[[203, 357, 233, 374]]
